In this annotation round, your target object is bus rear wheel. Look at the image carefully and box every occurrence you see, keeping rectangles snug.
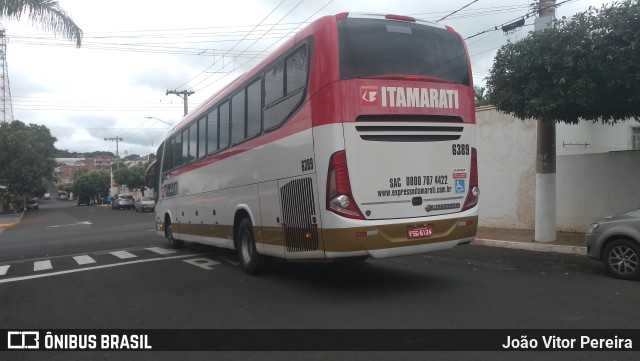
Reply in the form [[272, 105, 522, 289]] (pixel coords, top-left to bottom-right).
[[166, 222, 184, 249], [237, 218, 266, 275]]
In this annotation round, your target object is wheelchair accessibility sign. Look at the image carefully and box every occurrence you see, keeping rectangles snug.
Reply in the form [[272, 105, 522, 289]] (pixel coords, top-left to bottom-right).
[[455, 180, 465, 194]]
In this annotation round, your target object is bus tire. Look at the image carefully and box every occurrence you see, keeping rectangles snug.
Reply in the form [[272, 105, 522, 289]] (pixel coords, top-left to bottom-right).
[[166, 222, 184, 249], [237, 217, 266, 275]]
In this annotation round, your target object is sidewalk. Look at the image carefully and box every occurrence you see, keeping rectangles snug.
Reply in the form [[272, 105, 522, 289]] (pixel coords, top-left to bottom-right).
[[0, 212, 24, 230], [474, 227, 587, 256], [0, 213, 587, 255]]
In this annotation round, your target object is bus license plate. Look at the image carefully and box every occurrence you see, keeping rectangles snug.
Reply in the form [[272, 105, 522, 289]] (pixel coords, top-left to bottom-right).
[[407, 225, 433, 239]]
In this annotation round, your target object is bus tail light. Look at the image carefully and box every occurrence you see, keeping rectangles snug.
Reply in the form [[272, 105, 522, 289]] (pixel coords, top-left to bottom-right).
[[462, 148, 479, 212], [385, 14, 416, 22], [327, 150, 365, 220]]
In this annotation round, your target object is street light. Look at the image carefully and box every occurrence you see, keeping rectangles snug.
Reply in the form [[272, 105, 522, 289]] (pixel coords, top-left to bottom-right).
[[144, 116, 174, 127]]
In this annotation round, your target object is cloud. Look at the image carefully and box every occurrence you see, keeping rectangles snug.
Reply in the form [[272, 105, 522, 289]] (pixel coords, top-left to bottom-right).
[[132, 67, 191, 93]]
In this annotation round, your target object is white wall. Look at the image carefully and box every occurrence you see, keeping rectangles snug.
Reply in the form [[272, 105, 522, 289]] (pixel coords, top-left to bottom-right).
[[475, 106, 640, 233], [476, 107, 535, 230], [557, 121, 639, 155], [557, 152, 640, 232]]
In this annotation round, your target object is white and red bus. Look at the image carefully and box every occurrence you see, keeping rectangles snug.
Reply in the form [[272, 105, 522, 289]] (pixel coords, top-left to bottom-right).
[[152, 13, 479, 274]]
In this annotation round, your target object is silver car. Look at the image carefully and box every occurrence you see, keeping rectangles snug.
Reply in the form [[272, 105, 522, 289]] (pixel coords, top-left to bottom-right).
[[111, 194, 135, 210], [586, 207, 640, 280], [135, 197, 155, 212]]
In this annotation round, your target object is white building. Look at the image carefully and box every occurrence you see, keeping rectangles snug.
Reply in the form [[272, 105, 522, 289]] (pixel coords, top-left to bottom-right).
[[555, 118, 640, 155]]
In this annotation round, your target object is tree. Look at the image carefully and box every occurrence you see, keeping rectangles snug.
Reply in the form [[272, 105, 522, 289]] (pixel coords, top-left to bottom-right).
[[486, 0, 640, 124], [474, 86, 491, 107], [113, 165, 145, 191], [123, 154, 141, 161], [486, 0, 640, 243], [0, 0, 83, 47], [0, 121, 56, 210], [72, 170, 109, 203]]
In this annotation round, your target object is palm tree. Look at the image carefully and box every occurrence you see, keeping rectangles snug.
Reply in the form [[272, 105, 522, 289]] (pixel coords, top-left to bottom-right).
[[0, 0, 83, 47], [474, 86, 491, 107]]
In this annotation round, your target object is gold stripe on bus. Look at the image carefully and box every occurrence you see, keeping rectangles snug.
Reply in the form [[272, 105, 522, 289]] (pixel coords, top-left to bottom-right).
[[322, 217, 478, 253], [162, 216, 477, 254], [165, 223, 287, 248], [176, 223, 233, 239]]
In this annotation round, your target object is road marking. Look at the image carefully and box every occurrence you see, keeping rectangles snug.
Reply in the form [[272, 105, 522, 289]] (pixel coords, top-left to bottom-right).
[[110, 251, 137, 260], [0, 265, 9, 276], [34, 260, 52, 272], [73, 255, 97, 265], [0, 253, 208, 284], [183, 258, 220, 270], [146, 247, 177, 255], [47, 221, 92, 228]]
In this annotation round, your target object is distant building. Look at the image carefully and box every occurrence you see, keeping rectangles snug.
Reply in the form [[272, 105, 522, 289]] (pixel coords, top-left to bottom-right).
[[55, 165, 99, 184], [56, 158, 86, 166]]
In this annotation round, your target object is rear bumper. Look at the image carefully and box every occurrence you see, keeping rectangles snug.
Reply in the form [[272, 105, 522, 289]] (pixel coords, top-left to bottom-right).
[[322, 215, 478, 259]]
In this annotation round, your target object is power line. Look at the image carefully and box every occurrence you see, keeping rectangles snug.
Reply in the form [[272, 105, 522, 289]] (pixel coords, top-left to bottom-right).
[[190, 0, 306, 92], [194, 0, 333, 94], [437, 0, 480, 23], [465, 0, 577, 39], [173, 0, 290, 91]]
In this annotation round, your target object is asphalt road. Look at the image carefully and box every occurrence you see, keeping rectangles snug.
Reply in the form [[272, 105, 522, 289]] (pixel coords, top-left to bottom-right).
[[0, 199, 638, 361]]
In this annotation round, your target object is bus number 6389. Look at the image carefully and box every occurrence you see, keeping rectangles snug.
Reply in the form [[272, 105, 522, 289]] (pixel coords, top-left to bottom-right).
[[452, 144, 470, 156]]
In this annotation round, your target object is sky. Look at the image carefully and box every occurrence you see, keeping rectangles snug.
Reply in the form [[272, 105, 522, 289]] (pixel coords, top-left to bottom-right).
[[1, 0, 611, 157]]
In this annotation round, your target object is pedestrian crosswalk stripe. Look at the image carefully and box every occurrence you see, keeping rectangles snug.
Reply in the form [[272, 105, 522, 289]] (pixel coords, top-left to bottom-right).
[[0, 253, 207, 285], [110, 251, 137, 260], [0, 265, 9, 276], [146, 247, 177, 255], [74, 255, 96, 265], [34, 260, 53, 272]]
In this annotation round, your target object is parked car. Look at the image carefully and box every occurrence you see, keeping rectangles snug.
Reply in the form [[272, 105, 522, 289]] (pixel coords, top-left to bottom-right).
[[586, 207, 640, 280], [58, 191, 68, 200], [135, 197, 155, 212], [111, 194, 135, 210], [43, 192, 51, 200], [26, 198, 39, 211], [77, 194, 93, 206]]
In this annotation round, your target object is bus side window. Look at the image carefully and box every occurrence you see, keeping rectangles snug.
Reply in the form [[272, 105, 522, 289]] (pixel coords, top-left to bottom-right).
[[188, 122, 198, 163], [197, 115, 207, 159], [246, 79, 261, 138], [264, 62, 285, 130], [231, 90, 246, 144], [286, 45, 308, 94], [264, 44, 308, 130], [219, 101, 230, 150], [181, 128, 189, 165], [173, 132, 183, 169], [207, 107, 218, 155], [163, 138, 174, 172]]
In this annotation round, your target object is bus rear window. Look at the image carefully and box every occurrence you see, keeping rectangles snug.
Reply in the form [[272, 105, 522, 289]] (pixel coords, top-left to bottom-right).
[[338, 18, 470, 86]]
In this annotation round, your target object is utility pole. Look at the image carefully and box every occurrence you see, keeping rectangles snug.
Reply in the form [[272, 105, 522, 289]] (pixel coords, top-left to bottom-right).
[[104, 136, 123, 168], [166, 90, 195, 116], [0, 28, 14, 124], [534, 0, 556, 243]]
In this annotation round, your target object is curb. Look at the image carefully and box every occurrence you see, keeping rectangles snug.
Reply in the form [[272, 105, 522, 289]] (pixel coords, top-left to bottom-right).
[[473, 238, 587, 256], [0, 212, 24, 230]]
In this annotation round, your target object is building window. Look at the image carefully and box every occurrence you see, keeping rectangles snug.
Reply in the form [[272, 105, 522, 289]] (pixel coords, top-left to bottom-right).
[[632, 126, 640, 150]]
